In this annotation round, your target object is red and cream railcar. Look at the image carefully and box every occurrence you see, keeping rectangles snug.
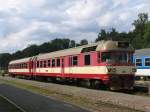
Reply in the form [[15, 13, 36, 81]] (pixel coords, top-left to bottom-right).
[[9, 57, 31, 76], [8, 40, 136, 90]]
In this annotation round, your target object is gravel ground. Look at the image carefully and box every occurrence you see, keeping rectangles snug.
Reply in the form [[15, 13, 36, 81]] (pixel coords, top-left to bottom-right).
[[0, 76, 149, 112]]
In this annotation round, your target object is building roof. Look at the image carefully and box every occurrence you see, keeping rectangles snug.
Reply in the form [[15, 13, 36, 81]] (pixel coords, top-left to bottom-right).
[[134, 48, 150, 57]]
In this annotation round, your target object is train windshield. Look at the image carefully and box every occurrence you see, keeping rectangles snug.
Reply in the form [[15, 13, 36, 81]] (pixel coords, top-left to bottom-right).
[[101, 52, 132, 63]]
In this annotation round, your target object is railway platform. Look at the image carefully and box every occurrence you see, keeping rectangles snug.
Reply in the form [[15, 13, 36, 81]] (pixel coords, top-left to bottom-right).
[[0, 84, 89, 112]]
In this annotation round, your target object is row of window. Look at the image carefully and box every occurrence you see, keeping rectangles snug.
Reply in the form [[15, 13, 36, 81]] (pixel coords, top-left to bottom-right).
[[9, 52, 131, 69], [9, 63, 28, 69], [135, 58, 150, 66], [37, 58, 61, 68], [36, 54, 91, 68]]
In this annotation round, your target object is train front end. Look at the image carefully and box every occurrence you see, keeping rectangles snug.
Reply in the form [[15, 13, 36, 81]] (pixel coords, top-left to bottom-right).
[[99, 41, 136, 90]]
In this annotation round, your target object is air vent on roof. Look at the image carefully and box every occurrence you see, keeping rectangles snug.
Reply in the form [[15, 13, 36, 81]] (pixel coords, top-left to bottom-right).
[[81, 46, 97, 53], [117, 42, 129, 48]]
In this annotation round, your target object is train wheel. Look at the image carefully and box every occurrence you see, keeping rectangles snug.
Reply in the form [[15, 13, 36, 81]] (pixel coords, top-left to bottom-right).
[[90, 80, 105, 90]]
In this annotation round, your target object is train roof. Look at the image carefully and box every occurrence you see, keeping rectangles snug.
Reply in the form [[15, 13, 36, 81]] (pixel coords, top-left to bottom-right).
[[37, 40, 134, 60], [134, 48, 150, 57], [9, 40, 134, 63], [9, 57, 32, 64]]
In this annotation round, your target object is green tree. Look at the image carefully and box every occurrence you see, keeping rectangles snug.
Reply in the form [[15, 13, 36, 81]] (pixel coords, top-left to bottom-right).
[[22, 44, 39, 57], [0, 53, 11, 69], [132, 13, 149, 49], [80, 39, 88, 45], [96, 29, 107, 41], [69, 40, 76, 48], [143, 21, 150, 47]]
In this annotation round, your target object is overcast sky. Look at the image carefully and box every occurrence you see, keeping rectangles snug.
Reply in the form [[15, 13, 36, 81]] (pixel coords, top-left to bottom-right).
[[0, 0, 150, 53]]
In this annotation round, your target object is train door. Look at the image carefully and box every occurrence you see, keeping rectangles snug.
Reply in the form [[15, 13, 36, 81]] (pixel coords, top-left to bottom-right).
[[30, 57, 37, 76], [61, 57, 65, 76], [29, 60, 32, 74], [32, 57, 37, 76]]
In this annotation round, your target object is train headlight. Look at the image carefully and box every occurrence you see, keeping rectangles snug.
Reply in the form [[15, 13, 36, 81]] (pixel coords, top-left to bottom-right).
[[132, 68, 136, 72], [112, 68, 116, 72]]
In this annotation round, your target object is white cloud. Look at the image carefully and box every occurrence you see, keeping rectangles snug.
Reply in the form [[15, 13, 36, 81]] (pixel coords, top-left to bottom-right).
[[66, 0, 104, 21], [0, 0, 150, 53]]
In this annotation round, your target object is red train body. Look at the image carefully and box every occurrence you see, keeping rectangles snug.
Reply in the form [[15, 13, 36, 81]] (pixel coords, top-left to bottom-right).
[[8, 40, 136, 90]]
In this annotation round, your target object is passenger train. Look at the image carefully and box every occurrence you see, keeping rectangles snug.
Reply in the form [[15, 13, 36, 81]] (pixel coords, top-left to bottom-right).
[[8, 40, 136, 90], [133, 48, 150, 80]]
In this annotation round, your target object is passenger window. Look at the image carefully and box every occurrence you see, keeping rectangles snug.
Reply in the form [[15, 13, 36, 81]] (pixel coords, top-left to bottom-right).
[[73, 56, 78, 66], [47, 60, 51, 67], [52, 59, 55, 67], [44, 60, 47, 67], [37, 61, 39, 68], [84, 54, 90, 65], [25, 63, 27, 68], [57, 58, 60, 67], [40, 61, 43, 67], [145, 58, 150, 66], [135, 59, 142, 66]]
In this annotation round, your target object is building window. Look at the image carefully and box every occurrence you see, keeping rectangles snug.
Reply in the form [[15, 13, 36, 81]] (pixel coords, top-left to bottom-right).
[[84, 54, 90, 65], [145, 58, 150, 66], [40, 61, 43, 67], [73, 56, 78, 66], [47, 60, 51, 67], [56, 58, 60, 67], [52, 59, 55, 67], [37, 61, 39, 68], [135, 59, 142, 66], [44, 60, 47, 67]]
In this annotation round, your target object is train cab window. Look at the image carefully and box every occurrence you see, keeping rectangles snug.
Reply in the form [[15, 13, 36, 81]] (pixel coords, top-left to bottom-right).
[[73, 56, 78, 66], [135, 59, 142, 66], [56, 58, 60, 67], [40, 61, 43, 67], [37, 61, 39, 68], [44, 60, 47, 67], [52, 59, 55, 67], [145, 58, 150, 66], [47, 60, 51, 67], [84, 54, 90, 65], [101, 52, 111, 62]]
